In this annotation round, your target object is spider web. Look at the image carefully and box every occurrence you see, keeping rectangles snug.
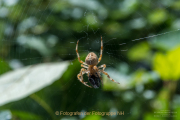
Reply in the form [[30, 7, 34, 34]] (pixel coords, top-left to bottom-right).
[[0, 0, 180, 119]]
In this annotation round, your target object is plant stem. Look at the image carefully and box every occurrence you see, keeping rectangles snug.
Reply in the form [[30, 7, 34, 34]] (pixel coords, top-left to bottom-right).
[[164, 81, 177, 120]]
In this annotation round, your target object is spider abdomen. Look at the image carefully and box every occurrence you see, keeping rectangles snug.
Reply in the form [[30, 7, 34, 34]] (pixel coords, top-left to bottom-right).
[[85, 52, 98, 65], [88, 73, 101, 88]]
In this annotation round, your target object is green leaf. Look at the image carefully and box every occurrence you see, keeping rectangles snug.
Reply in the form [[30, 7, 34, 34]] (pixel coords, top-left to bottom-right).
[[148, 9, 167, 25], [127, 42, 152, 62], [83, 114, 101, 120], [0, 59, 11, 75], [0, 61, 69, 106], [153, 47, 180, 81]]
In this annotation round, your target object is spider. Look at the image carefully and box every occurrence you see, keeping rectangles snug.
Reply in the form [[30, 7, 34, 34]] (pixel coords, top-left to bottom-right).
[[76, 36, 120, 88]]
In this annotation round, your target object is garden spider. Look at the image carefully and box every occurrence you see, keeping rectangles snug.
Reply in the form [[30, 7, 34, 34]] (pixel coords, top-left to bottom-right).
[[76, 36, 120, 88]]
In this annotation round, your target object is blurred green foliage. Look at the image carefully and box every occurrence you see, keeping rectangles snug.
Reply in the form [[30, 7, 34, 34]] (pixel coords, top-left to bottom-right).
[[0, 0, 180, 120], [153, 47, 180, 81]]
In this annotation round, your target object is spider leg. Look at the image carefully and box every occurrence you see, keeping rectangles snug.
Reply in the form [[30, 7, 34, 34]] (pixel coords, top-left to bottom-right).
[[98, 64, 106, 71], [76, 40, 88, 65], [99, 70, 120, 84], [98, 36, 103, 63], [81, 64, 88, 69], [93, 66, 99, 72], [77, 68, 92, 88]]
